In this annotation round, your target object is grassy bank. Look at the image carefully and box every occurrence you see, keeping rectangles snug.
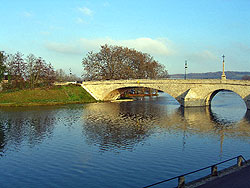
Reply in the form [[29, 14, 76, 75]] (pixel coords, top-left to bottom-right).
[[0, 84, 96, 106]]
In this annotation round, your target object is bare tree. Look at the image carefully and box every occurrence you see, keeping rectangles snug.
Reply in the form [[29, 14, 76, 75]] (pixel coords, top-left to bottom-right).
[[3, 52, 56, 89], [0, 51, 7, 81], [40, 62, 56, 86], [6, 52, 27, 88], [26, 54, 55, 88], [26, 54, 38, 88], [82, 44, 169, 80]]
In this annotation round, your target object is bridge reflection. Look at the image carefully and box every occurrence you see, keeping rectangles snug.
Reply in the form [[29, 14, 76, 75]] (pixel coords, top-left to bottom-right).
[[82, 100, 250, 152], [0, 100, 249, 156]]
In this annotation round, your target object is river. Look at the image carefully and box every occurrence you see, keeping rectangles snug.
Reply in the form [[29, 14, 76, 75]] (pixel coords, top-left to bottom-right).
[[0, 91, 249, 187]]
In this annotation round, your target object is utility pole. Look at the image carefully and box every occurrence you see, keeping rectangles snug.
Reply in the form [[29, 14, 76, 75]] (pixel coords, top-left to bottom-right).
[[184, 60, 188, 80]]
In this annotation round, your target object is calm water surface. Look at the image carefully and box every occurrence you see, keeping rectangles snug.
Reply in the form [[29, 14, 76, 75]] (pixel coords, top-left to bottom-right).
[[0, 91, 249, 187]]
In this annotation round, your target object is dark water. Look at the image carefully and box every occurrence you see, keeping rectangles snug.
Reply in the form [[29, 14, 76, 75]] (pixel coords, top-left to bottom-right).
[[0, 91, 249, 188]]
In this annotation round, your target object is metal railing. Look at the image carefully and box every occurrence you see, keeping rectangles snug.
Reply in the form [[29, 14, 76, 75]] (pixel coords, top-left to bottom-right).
[[143, 155, 247, 188]]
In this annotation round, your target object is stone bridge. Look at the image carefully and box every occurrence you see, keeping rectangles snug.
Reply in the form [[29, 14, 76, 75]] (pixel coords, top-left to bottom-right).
[[81, 79, 250, 109]]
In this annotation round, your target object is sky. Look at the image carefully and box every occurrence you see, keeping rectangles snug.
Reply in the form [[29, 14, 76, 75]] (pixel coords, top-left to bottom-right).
[[1, 0, 250, 76]]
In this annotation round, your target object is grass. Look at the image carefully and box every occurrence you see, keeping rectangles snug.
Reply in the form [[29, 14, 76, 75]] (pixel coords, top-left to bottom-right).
[[0, 84, 96, 106]]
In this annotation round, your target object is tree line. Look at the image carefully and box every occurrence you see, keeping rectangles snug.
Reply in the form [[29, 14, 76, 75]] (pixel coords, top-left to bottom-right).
[[0, 51, 81, 90], [0, 44, 170, 90], [0, 51, 56, 89]]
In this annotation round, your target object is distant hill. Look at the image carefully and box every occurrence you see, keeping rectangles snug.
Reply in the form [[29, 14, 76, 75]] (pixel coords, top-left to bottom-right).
[[170, 71, 250, 80]]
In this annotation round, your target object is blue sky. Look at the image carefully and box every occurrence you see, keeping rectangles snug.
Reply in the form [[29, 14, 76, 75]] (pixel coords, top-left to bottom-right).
[[1, 0, 250, 76]]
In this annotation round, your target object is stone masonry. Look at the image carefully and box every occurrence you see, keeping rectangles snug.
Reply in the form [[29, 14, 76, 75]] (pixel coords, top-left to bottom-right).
[[81, 79, 250, 109]]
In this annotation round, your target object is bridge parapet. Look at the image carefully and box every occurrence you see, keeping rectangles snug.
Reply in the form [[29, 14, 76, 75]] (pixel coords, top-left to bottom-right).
[[82, 79, 250, 85]]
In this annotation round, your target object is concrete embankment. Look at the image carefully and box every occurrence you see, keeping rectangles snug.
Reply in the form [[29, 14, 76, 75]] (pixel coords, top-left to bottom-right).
[[186, 160, 250, 188]]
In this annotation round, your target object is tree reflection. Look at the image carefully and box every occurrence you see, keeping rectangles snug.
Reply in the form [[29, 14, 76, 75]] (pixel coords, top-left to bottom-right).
[[0, 107, 57, 155], [82, 99, 250, 152], [0, 124, 5, 156], [0, 96, 249, 156], [82, 102, 169, 152]]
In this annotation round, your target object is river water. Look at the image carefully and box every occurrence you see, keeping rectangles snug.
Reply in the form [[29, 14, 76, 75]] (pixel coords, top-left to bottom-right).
[[0, 91, 249, 187]]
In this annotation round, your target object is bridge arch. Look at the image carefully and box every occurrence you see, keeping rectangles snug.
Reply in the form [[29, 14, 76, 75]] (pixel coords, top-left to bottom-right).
[[205, 88, 247, 108], [103, 86, 181, 105]]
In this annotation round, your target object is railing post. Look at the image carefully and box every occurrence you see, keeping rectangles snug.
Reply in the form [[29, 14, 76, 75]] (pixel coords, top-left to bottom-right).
[[237, 156, 243, 167], [211, 165, 218, 176], [178, 176, 185, 188]]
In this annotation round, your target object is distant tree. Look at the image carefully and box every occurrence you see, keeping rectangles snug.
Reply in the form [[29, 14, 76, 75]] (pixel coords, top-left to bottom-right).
[[242, 75, 250, 80], [70, 74, 82, 82], [55, 69, 82, 82], [0, 51, 7, 82], [82, 44, 169, 80], [55, 69, 68, 82]]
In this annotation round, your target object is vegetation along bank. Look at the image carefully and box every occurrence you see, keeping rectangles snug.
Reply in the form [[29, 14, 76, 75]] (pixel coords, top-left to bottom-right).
[[0, 85, 96, 107]]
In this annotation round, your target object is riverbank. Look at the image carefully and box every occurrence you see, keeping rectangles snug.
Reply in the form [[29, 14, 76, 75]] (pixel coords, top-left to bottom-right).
[[0, 84, 96, 107]]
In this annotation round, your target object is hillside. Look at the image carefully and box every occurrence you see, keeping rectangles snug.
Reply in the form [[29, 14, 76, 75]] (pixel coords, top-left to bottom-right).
[[170, 71, 250, 80], [0, 85, 96, 106]]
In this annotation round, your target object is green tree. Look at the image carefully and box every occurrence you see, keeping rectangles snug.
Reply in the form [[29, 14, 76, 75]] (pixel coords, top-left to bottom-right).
[[82, 44, 169, 80]]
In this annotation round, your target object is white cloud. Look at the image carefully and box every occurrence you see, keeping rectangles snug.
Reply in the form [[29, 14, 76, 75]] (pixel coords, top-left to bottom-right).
[[181, 50, 221, 72], [45, 42, 83, 55], [78, 7, 93, 16], [40, 31, 50, 36], [76, 17, 85, 24], [79, 37, 173, 56], [187, 50, 218, 62], [103, 2, 110, 7], [23, 11, 32, 17], [121, 38, 172, 56], [197, 50, 217, 60], [44, 37, 173, 57]]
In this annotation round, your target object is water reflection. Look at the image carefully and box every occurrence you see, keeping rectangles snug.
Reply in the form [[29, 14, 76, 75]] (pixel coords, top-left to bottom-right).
[[0, 124, 5, 155], [0, 93, 249, 188], [82, 102, 158, 152], [0, 93, 249, 156], [0, 107, 58, 155], [82, 96, 250, 152], [0, 105, 89, 156]]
